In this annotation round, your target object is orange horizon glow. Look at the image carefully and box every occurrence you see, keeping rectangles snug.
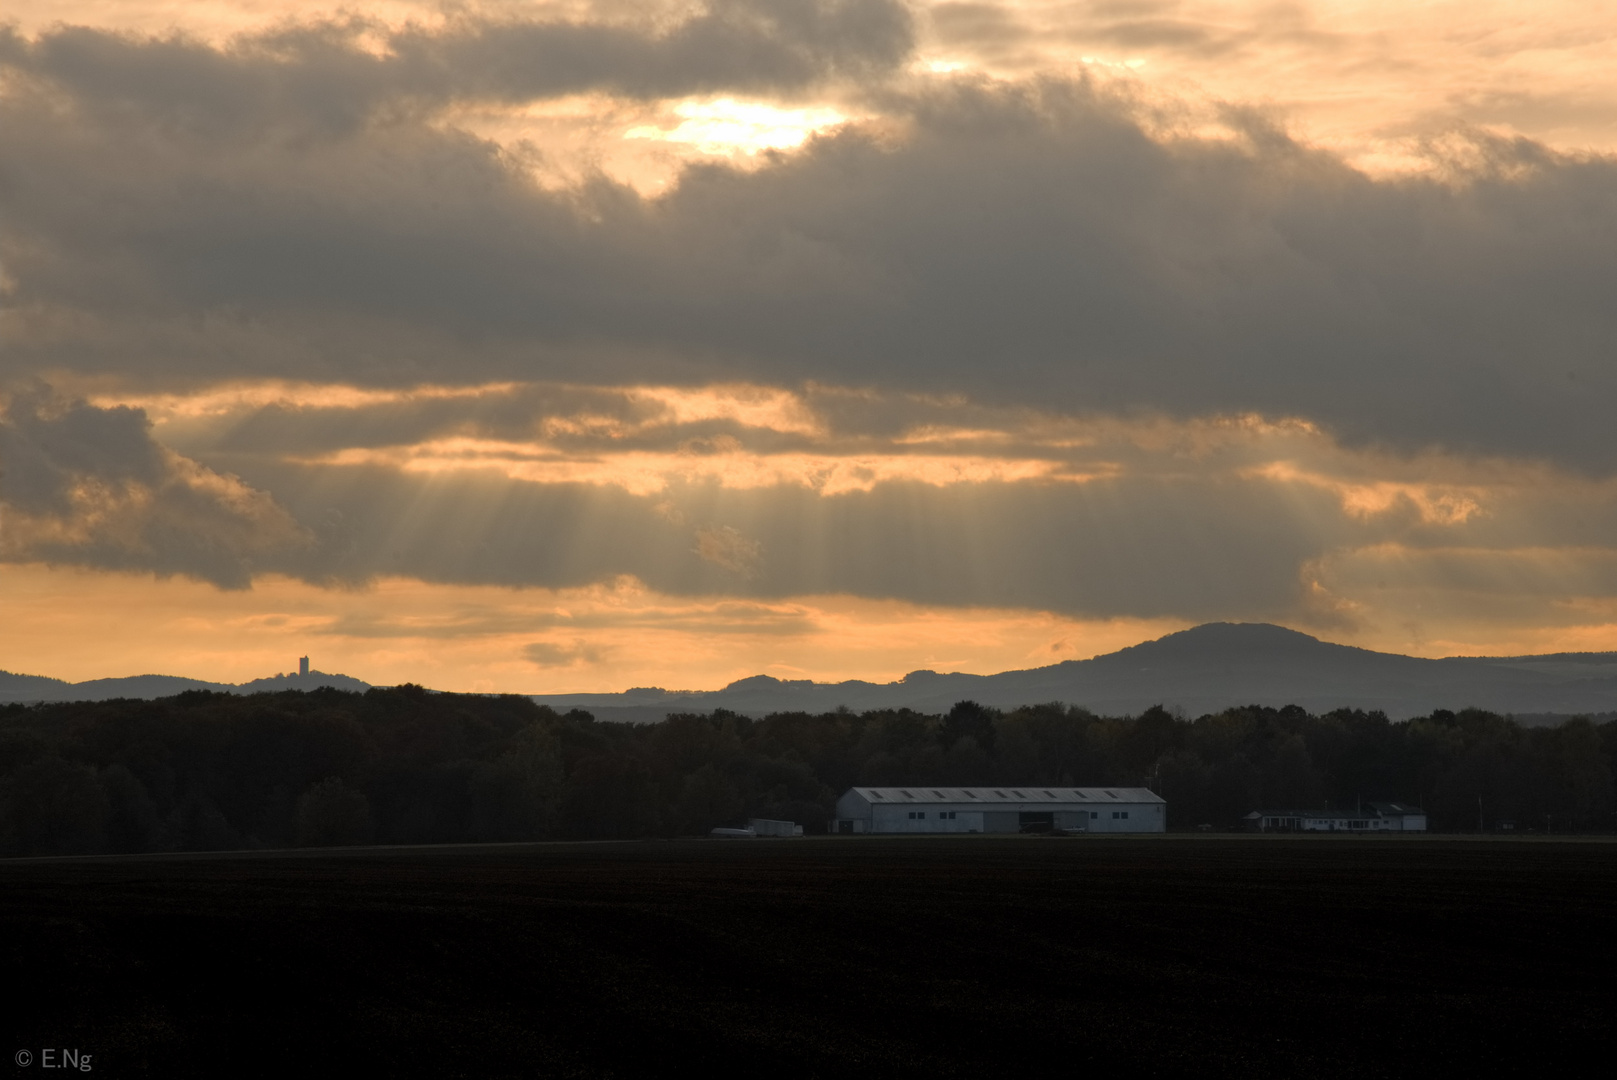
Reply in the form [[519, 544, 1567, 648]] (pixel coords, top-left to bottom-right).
[[2, 563, 1614, 695], [0, 563, 1196, 693]]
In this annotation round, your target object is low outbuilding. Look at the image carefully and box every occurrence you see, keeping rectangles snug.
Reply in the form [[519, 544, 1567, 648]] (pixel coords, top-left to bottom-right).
[[1244, 802, 1427, 832], [1367, 802, 1428, 831], [833, 786, 1165, 834]]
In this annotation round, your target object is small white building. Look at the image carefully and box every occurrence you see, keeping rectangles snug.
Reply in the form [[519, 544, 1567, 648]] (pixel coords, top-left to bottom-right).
[[1245, 802, 1428, 833], [1367, 802, 1428, 831], [833, 786, 1165, 835]]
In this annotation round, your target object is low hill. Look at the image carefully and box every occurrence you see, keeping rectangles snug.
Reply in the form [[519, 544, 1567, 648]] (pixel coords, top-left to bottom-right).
[[0, 668, 370, 704], [530, 623, 1617, 721]]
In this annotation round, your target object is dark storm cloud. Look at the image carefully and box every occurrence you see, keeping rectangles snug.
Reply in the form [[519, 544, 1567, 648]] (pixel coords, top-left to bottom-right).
[[0, 388, 166, 515], [0, 1, 913, 131], [400, 0, 916, 101], [0, 389, 309, 587], [3, 31, 1616, 472]]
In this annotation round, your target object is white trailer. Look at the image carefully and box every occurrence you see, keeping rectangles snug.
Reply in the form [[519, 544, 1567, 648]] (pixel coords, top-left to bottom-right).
[[749, 818, 804, 837]]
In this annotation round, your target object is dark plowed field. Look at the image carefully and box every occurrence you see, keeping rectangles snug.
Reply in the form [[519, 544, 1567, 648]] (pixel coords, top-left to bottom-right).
[[4, 837, 1614, 1077]]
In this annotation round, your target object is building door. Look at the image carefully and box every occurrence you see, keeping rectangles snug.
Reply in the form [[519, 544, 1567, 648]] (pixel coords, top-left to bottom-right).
[[1018, 811, 1054, 833]]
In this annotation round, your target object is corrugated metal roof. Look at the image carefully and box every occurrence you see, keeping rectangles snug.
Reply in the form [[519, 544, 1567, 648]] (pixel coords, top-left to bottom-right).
[[851, 786, 1164, 805]]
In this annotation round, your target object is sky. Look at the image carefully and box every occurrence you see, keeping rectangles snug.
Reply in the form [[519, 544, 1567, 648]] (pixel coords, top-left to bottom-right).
[[1, 1, 1615, 691]]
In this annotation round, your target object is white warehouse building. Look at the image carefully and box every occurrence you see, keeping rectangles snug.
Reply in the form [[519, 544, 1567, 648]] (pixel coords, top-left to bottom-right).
[[834, 786, 1166, 834]]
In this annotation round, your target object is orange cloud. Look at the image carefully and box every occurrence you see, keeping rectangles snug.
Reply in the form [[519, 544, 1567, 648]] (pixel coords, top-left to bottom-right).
[[303, 438, 1084, 494], [1246, 462, 1486, 526]]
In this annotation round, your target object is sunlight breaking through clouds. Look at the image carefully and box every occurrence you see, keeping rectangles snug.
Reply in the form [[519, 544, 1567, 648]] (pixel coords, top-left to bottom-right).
[[3, 1, 1616, 686], [24, 375, 1617, 673], [625, 98, 851, 156]]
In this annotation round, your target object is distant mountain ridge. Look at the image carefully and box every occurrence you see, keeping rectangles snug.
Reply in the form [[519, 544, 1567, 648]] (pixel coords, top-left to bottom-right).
[[0, 668, 370, 704], [530, 623, 1617, 723], [7, 623, 1616, 720]]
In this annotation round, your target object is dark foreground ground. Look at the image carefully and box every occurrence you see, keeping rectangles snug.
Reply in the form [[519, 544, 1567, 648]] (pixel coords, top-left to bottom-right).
[[4, 836, 1614, 1077]]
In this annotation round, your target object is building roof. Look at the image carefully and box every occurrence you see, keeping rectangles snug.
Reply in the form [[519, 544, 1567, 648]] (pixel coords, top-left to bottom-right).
[[1366, 801, 1426, 815], [849, 786, 1164, 805]]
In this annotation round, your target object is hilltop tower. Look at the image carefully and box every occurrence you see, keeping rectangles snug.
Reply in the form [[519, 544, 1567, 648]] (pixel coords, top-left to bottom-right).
[[299, 656, 309, 677]]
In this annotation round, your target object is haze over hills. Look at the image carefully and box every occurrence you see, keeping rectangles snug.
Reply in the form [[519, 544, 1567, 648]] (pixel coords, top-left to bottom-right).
[[0, 668, 370, 704], [530, 623, 1617, 723]]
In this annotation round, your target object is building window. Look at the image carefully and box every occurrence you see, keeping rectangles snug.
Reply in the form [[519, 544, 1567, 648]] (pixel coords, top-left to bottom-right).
[[1112, 811, 1130, 819], [1090, 811, 1099, 819]]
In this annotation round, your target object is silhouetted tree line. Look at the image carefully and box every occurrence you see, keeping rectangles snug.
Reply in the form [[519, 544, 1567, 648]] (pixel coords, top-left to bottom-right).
[[1, 687, 1613, 856]]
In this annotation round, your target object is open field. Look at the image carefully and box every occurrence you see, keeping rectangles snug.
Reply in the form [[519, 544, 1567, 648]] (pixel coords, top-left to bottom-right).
[[4, 836, 1615, 1077]]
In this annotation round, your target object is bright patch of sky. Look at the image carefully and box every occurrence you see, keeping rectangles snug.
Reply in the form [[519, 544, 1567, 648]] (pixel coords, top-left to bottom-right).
[[625, 99, 850, 156]]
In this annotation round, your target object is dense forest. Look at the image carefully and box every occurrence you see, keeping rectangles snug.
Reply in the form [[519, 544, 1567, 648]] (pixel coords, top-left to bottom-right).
[[2, 687, 1614, 856]]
